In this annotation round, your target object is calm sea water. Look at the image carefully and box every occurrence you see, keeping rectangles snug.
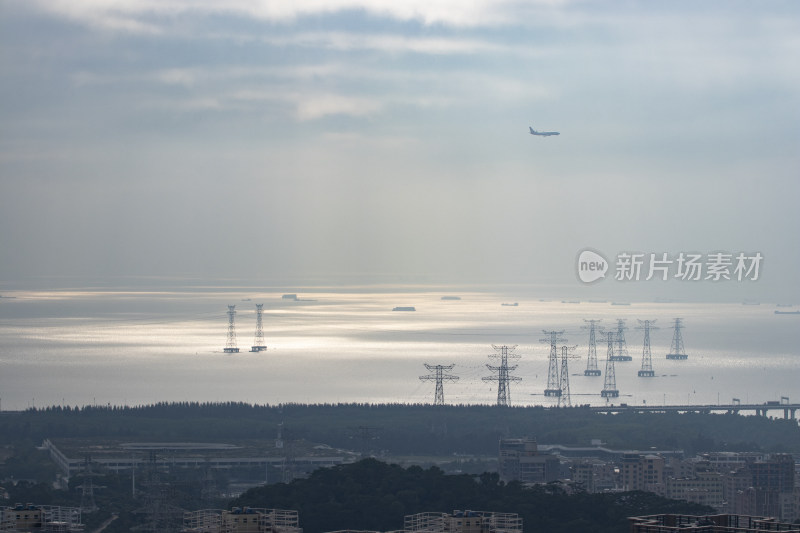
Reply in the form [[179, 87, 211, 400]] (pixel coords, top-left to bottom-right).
[[0, 287, 798, 411]]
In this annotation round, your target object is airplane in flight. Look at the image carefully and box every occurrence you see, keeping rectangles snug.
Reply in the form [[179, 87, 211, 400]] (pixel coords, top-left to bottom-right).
[[529, 126, 560, 136]]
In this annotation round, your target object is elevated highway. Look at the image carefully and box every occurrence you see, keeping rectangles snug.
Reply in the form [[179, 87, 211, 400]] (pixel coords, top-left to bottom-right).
[[587, 401, 799, 419]]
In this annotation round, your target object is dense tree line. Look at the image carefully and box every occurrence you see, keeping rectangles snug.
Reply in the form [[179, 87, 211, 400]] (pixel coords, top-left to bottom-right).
[[1, 402, 798, 455], [233, 459, 713, 533]]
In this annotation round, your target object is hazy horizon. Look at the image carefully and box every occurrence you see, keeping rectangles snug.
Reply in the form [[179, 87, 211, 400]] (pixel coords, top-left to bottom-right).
[[2, 1, 799, 302]]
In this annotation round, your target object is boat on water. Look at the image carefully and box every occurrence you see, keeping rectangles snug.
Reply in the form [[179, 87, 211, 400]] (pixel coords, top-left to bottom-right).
[[774, 310, 800, 315], [392, 306, 416, 311]]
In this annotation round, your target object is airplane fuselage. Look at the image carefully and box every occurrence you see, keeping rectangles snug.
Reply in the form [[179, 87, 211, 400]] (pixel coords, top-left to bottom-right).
[[529, 126, 559, 136]]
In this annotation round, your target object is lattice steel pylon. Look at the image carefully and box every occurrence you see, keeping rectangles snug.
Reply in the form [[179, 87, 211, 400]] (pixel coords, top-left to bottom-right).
[[666, 317, 688, 359], [558, 345, 579, 407], [482, 345, 521, 407], [637, 319, 658, 377], [223, 305, 239, 353], [611, 319, 631, 361], [583, 319, 602, 376], [250, 303, 267, 352], [80, 455, 98, 513], [419, 364, 459, 405], [540, 330, 566, 396], [601, 331, 619, 398], [133, 451, 184, 533]]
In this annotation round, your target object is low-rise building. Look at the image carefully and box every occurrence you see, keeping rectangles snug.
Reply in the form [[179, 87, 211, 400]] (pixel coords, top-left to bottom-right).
[[404, 510, 521, 533], [570, 460, 616, 493], [498, 439, 558, 484], [628, 513, 800, 533], [0, 504, 83, 532], [666, 468, 725, 511], [620, 454, 665, 494], [182, 508, 301, 533]]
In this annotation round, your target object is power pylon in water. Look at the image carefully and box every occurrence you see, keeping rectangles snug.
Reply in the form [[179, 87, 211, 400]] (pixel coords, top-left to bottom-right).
[[601, 331, 620, 398], [420, 364, 459, 405], [541, 331, 566, 396], [558, 346, 579, 407], [583, 319, 602, 376], [223, 305, 239, 353], [637, 319, 658, 377], [482, 345, 521, 407], [250, 303, 267, 352], [666, 318, 688, 359], [611, 319, 631, 361]]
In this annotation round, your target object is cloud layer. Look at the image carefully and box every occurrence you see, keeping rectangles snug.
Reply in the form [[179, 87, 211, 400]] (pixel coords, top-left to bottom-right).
[[1, 0, 798, 300]]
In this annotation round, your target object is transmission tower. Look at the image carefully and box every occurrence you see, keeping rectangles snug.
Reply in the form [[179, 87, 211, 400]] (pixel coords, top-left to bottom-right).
[[250, 303, 267, 352], [482, 345, 522, 407], [558, 346, 579, 407], [666, 318, 688, 359], [80, 455, 98, 513], [601, 331, 619, 398], [419, 364, 459, 405], [637, 319, 658, 377], [583, 319, 602, 376], [611, 319, 631, 361], [223, 305, 239, 353], [133, 451, 184, 533], [540, 331, 566, 396], [200, 464, 218, 506]]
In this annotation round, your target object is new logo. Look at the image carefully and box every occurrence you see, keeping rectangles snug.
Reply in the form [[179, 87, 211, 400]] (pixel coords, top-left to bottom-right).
[[576, 249, 608, 284]]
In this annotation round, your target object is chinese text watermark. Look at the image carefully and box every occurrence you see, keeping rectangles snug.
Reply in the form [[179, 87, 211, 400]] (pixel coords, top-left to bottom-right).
[[576, 249, 763, 283]]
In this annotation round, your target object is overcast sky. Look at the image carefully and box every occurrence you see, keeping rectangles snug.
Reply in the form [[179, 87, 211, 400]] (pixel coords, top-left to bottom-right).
[[1, 1, 798, 299]]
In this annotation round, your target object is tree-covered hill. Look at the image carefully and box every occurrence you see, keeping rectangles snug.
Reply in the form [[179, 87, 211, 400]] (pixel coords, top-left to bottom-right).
[[233, 458, 713, 533]]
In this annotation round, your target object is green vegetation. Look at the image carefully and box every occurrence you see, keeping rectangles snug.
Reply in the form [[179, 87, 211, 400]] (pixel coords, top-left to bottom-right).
[[1, 403, 798, 455], [2, 403, 795, 532], [233, 458, 713, 533]]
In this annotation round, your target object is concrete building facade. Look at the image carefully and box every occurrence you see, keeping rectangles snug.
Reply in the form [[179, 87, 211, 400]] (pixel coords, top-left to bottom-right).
[[182, 508, 301, 533], [498, 438, 559, 484], [628, 513, 800, 533], [0, 504, 83, 532], [404, 510, 522, 533]]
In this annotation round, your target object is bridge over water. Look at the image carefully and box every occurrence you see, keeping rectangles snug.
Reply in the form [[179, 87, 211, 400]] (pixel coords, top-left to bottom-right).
[[587, 401, 799, 420]]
